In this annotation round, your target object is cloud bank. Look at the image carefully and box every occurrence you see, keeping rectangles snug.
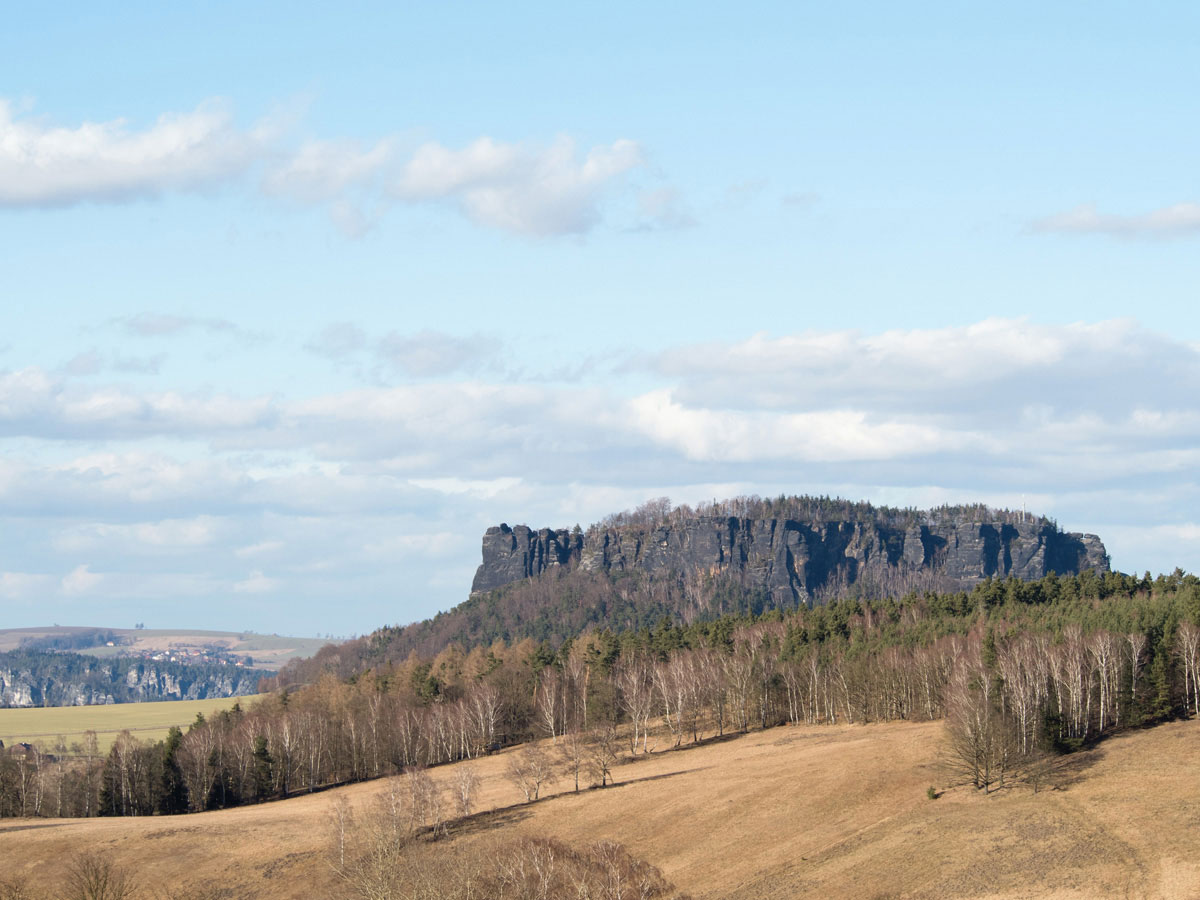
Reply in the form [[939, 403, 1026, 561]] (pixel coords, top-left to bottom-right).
[[2, 317, 1198, 632]]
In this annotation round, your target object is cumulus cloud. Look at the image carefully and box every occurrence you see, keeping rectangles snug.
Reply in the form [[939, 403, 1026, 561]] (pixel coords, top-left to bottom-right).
[[62, 564, 102, 595], [0, 367, 277, 439], [0, 99, 262, 208], [626, 390, 970, 463], [266, 134, 645, 236], [261, 136, 398, 204], [2, 98, 647, 236], [1032, 202, 1200, 238], [395, 136, 644, 235]]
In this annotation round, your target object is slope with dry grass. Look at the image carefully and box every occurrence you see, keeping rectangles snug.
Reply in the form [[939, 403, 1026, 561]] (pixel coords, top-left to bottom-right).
[[2, 719, 1198, 899]]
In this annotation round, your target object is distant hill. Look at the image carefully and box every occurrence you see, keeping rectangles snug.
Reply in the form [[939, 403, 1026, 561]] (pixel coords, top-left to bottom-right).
[[0, 627, 333, 708], [0, 648, 264, 708], [0, 627, 335, 672], [275, 494, 1112, 683]]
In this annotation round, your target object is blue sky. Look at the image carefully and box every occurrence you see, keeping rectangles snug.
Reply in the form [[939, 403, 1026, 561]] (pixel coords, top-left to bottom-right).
[[2, 2, 1198, 635]]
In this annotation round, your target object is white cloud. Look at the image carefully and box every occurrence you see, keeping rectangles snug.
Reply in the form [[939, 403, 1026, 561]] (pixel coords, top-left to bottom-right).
[[306, 324, 503, 379], [2, 97, 647, 236], [0, 571, 54, 600], [235, 540, 285, 558], [265, 134, 645, 236], [647, 318, 1200, 418], [233, 570, 279, 593], [261, 136, 398, 204], [409, 477, 524, 499], [396, 136, 643, 235], [0, 99, 262, 208], [110, 313, 239, 337], [637, 187, 696, 230], [56, 517, 221, 552], [0, 367, 277, 439], [62, 564, 102, 596], [375, 330, 500, 377], [627, 389, 968, 462], [305, 322, 368, 360], [1032, 202, 1200, 238]]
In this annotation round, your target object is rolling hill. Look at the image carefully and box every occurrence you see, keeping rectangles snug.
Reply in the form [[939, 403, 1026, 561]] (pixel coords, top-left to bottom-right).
[[2, 717, 1197, 898]]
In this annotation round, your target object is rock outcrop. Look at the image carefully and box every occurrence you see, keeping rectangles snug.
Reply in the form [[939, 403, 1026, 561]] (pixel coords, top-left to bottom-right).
[[471, 510, 1109, 606], [0, 650, 262, 708]]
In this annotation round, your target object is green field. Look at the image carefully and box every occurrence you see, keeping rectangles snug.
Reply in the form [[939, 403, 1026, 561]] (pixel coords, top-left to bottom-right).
[[0, 695, 266, 754]]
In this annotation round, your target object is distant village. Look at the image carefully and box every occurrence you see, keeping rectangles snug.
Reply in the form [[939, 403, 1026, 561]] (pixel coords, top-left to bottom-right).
[[111, 642, 256, 669]]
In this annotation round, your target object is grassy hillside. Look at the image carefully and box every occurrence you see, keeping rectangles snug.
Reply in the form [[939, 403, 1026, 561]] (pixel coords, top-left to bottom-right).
[[0, 695, 263, 754], [3, 718, 1198, 898]]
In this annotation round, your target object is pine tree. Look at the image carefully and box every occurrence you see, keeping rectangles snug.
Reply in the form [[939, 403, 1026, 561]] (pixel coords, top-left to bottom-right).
[[158, 726, 187, 814]]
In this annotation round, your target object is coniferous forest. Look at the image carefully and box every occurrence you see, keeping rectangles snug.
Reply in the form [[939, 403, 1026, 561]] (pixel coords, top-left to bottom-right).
[[3, 567, 1198, 817]]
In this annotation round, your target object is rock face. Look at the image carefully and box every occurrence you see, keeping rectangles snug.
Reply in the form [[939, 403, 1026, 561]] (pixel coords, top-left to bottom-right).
[[471, 525, 584, 594], [471, 514, 1110, 605], [0, 651, 262, 708]]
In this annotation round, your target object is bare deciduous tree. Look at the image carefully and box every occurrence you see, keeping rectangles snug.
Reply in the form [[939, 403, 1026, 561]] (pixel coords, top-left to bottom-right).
[[584, 724, 621, 788], [453, 764, 479, 818], [943, 649, 1017, 793], [504, 745, 554, 802], [62, 852, 137, 900]]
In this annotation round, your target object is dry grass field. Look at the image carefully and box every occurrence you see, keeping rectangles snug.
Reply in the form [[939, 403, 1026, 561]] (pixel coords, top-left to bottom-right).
[[2, 718, 1198, 899], [0, 696, 264, 754]]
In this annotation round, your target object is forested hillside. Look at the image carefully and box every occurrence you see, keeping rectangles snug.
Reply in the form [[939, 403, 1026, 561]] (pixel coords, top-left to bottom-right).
[[274, 495, 1109, 686], [5, 567, 1198, 818]]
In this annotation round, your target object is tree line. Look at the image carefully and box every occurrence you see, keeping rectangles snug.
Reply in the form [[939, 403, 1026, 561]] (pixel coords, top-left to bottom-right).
[[3, 568, 1198, 818], [590, 493, 1050, 534]]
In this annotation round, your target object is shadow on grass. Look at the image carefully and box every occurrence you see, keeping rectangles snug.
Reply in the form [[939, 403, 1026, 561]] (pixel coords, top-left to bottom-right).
[[939, 746, 1107, 796], [444, 805, 535, 838], [1034, 745, 1106, 791], [443, 764, 711, 840], [607, 765, 715, 790]]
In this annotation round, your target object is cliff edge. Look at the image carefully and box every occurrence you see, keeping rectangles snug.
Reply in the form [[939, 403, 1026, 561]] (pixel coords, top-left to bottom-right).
[[471, 503, 1109, 605]]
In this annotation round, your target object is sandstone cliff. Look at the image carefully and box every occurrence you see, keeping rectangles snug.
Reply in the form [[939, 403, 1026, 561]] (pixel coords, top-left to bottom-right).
[[471, 506, 1109, 605], [0, 650, 263, 708]]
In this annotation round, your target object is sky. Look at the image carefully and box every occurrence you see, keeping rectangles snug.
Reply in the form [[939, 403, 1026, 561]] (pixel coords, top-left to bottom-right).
[[2, 1, 1198, 636]]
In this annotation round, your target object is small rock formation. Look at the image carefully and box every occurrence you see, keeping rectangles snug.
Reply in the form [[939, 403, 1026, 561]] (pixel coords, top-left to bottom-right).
[[471, 510, 1109, 605]]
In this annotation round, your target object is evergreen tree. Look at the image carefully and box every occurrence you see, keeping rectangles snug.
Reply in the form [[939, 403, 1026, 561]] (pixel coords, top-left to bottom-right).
[[159, 726, 187, 814]]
